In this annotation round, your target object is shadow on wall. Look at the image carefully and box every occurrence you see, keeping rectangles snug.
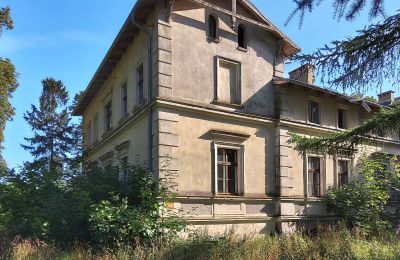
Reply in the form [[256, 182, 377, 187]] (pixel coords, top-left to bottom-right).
[[172, 8, 278, 118]]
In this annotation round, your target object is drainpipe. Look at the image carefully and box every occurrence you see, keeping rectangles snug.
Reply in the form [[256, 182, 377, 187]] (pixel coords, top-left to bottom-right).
[[130, 15, 154, 174]]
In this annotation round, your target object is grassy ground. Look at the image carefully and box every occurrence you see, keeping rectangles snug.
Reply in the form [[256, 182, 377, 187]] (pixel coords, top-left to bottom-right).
[[1, 230, 400, 260]]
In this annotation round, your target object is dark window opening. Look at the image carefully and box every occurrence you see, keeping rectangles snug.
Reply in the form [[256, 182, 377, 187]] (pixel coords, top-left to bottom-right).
[[119, 156, 128, 183], [105, 101, 112, 132], [121, 82, 128, 116], [238, 25, 246, 49], [308, 157, 321, 197], [209, 15, 217, 40], [338, 109, 347, 129], [308, 100, 320, 124], [217, 148, 238, 195], [338, 160, 349, 186], [137, 63, 144, 104], [93, 115, 98, 142]]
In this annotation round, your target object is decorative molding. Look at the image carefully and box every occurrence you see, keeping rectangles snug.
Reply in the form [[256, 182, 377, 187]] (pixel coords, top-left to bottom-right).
[[210, 129, 250, 143]]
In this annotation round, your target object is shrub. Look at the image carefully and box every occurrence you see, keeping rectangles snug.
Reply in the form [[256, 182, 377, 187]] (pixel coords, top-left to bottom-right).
[[324, 155, 396, 234], [0, 162, 185, 246]]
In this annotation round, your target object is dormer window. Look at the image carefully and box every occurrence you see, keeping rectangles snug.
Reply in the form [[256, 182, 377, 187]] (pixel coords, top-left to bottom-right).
[[238, 25, 246, 49], [208, 15, 218, 41]]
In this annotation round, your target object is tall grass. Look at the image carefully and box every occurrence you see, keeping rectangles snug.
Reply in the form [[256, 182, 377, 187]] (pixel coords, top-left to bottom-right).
[[2, 230, 400, 260]]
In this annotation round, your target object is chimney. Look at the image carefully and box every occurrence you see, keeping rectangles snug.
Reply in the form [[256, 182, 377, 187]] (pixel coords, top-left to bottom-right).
[[289, 64, 315, 85], [377, 90, 395, 105]]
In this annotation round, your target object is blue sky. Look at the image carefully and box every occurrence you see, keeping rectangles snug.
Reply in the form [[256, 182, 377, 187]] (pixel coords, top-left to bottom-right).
[[1, 0, 400, 169]]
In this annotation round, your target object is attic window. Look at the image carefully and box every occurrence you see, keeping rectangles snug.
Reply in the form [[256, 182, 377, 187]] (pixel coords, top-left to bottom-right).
[[208, 15, 218, 41], [238, 25, 246, 49]]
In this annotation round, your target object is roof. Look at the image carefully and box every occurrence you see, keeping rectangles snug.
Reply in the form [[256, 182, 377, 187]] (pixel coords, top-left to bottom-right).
[[240, 0, 300, 56], [73, 0, 300, 116], [72, 0, 157, 116], [273, 77, 383, 112]]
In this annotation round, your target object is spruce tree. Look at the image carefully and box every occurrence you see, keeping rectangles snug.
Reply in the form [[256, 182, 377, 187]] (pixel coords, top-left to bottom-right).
[[285, 0, 400, 154], [22, 78, 80, 173], [0, 6, 18, 173]]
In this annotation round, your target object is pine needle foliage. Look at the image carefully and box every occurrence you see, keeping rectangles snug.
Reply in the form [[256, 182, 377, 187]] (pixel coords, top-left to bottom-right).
[[289, 105, 400, 156], [0, 6, 18, 172], [294, 12, 400, 92], [287, 0, 386, 26], [21, 78, 81, 172], [0, 6, 13, 34]]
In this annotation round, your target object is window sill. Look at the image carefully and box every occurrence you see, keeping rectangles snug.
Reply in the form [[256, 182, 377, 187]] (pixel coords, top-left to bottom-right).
[[215, 194, 243, 198], [237, 46, 248, 52], [132, 100, 147, 113], [307, 121, 322, 126], [212, 100, 243, 109], [119, 114, 129, 125], [102, 128, 114, 139], [207, 37, 220, 44]]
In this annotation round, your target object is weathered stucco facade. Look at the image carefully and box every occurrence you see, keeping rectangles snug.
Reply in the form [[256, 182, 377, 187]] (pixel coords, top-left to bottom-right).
[[73, 0, 400, 234]]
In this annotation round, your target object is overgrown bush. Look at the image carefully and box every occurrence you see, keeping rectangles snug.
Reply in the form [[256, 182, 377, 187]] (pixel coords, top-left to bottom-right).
[[325, 154, 400, 234], [0, 162, 185, 247]]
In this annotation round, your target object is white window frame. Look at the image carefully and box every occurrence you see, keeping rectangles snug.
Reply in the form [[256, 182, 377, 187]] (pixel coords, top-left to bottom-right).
[[215, 57, 241, 105], [213, 141, 244, 196]]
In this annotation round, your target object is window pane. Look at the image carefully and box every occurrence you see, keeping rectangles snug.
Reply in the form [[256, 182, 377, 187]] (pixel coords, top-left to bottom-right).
[[137, 64, 144, 103], [227, 164, 237, 194], [309, 101, 320, 124], [218, 180, 224, 193], [226, 149, 237, 164], [338, 160, 349, 186], [217, 148, 224, 162], [105, 101, 112, 131], [313, 172, 320, 196], [216, 147, 239, 195], [217, 164, 224, 180]]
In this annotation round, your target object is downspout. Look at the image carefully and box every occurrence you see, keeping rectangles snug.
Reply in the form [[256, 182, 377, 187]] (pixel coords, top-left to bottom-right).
[[130, 15, 154, 174]]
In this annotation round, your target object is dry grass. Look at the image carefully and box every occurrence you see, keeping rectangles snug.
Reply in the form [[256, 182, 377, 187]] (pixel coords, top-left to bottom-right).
[[1, 230, 400, 260]]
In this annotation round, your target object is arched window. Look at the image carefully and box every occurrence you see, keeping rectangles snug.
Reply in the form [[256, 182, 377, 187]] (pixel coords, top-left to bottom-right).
[[208, 15, 217, 40], [238, 25, 246, 49]]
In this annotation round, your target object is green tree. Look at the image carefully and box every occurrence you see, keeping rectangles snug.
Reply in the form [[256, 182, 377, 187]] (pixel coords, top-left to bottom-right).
[[0, 6, 18, 173], [287, 0, 400, 155], [22, 78, 80, 173]]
